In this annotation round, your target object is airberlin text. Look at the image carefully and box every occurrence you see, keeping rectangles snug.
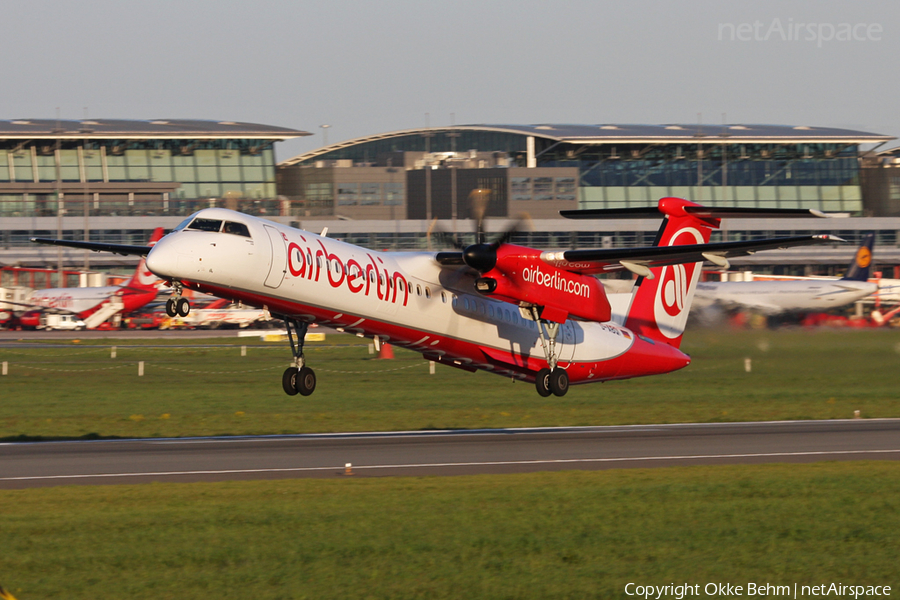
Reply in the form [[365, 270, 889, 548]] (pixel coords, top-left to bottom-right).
[[286, 239, 409, 306], [522, 266, 590, 297], [625, 582, 891, 598]]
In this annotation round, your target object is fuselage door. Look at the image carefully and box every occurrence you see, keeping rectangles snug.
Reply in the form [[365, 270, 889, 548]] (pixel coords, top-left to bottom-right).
[[263, 225, 287, 289]]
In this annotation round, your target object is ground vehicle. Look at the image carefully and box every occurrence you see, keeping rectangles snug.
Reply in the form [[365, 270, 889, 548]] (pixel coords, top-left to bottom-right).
[[38, 313, 87, 331]]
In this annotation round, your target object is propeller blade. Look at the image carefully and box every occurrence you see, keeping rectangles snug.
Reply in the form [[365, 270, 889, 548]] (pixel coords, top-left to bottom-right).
[[490, 213, 532, 249], [428, 219, 464, 250], [469, 188, 491, 245]]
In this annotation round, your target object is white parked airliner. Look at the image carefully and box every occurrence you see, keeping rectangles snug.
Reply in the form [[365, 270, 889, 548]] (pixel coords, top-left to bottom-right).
[[692, 233, 877, 315]]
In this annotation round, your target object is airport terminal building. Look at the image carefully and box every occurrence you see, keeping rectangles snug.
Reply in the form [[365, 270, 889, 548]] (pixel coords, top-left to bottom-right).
[[278, 124, 894, 219], [0, 119, 308, 268], [2, 120, 900, 283]]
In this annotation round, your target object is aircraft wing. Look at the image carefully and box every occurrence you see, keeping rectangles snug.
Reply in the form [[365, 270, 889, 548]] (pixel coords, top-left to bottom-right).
[[29, 239, 153, 256], [539, 235, 843, 276]]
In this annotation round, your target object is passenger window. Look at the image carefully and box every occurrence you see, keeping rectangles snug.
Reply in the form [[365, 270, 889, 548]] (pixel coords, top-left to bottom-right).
[[186, 218, 222, 232], [398, 279, 404, 292], [416, 285, 422, 297], [441, 292, 447, 303], [425, 287, 431, 299], [223, 221, 251, 237]]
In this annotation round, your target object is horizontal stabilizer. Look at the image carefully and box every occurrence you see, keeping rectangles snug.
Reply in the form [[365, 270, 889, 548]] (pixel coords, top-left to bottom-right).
[[560, 206, 844, 220]]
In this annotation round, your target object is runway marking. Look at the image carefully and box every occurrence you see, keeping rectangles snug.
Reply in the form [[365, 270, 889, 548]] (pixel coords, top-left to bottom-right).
[[6, 417, 899, 447], [3, 449, 900, 482]]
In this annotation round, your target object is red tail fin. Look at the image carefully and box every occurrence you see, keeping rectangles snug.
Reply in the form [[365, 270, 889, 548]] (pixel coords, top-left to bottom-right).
[[624, 198, 719, 348], [125, 227, 165, 290]]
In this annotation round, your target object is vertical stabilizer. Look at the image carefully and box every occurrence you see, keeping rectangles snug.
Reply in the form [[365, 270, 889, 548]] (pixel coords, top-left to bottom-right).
[[125, 227, 165, 290], [841, 233, 875, 281], [624, 198, 719, 348]]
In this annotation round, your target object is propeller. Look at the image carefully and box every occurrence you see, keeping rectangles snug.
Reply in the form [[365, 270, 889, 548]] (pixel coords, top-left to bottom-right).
[[431, 188, 531, 273]]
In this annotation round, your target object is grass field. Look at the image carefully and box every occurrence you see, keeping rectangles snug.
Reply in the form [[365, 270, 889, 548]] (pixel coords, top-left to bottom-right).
[[2, 329, 899, 598], [1, 462, 898, 599], [1, 327, 899, 439]]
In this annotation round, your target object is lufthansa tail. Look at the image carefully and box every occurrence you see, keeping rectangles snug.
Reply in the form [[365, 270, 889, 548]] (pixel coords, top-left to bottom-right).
[[841, 233, 875, 282]]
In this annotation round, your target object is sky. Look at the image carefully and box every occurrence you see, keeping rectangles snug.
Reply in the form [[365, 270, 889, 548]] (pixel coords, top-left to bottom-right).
[[3, 0, 898, 160]]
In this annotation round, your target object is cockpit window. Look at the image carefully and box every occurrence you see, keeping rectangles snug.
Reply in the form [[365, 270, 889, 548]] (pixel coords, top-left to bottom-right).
[[223, 221, 251, 238], [186, 218, 223, 232], [173, 216, 195, 231]]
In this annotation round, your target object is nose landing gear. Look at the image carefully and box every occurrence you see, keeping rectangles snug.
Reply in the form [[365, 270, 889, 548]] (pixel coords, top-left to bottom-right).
[[165, 283, 191, 317], [281, 318, 316, 396]]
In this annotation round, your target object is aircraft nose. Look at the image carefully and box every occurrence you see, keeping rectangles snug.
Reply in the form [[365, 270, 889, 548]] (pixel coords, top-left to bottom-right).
[[145, 237, 179, 279]]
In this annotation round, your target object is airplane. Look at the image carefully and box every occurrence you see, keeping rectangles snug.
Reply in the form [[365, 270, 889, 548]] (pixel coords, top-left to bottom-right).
[[32, 197, 839, 397], [691, 233, 877, 315], [15, 228, 164, 329]]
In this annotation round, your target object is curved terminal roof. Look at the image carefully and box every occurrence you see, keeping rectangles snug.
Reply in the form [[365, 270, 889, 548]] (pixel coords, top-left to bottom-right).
[[281, 123, 893, 166], [0, 119, 309, 140]]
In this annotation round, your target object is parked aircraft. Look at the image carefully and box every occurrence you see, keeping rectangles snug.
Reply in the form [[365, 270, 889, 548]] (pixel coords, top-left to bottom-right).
[[692, 233, 877, 315], [32, 198, 836, 396], [19, 228, 164, 329]]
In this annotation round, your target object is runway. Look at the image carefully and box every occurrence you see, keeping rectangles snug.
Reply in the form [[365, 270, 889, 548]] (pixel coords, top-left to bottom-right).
[[2, 419, 899, 489]]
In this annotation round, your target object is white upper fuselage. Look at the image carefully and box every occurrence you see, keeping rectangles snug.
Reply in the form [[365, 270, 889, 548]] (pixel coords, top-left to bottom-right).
[[145, 208, 653, 381], [693, 279, 877, 314]]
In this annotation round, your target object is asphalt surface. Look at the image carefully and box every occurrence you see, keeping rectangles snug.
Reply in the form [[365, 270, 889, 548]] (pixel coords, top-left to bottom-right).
[[1, 419, 899, 489]]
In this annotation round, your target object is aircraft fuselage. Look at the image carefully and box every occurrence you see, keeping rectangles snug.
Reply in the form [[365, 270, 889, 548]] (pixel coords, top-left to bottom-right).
[[146, 208, 689, 385]]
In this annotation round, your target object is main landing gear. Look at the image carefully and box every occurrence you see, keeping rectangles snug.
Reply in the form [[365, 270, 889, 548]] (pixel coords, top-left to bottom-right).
[[529, 306, 569, 397], [165, 283, 190, 317], [281, 317, 316, 396]]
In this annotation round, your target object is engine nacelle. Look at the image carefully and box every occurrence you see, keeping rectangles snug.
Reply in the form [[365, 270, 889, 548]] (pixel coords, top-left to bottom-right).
[[476, 245, 611, 323]]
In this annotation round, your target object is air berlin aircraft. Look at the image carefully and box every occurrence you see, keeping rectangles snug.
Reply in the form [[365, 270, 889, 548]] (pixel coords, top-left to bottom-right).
[[18, 228, 163, 328], [33, 198, 837, 397]]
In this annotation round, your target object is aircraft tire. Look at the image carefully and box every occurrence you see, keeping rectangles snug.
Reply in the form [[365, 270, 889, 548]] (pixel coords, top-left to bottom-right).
[[282, 367, 299, 396], [165, 298, 177, 317], [549, 369, 569, 397], [176, 298, 191, 317], [296, 367, 316, 396], [535, 368, 552, 397]]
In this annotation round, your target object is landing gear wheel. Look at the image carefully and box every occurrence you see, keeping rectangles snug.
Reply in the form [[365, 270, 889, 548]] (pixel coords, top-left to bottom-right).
[[176, 297, 191, 317], [535, 368, 552, 397], [165, 298, 177, 317], [549, 369, 569, 397], [282, 367, 299, 396], [295, 367, 316, 396]]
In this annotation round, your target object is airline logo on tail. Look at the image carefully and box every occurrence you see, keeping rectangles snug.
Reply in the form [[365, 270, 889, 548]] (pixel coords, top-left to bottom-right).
[[856, 246, 871, 269], [653, 227, 704, 339]]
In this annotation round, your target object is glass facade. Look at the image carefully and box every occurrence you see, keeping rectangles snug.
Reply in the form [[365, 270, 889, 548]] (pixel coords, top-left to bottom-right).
[[0, 139, 279, 217], [294, 132, 866, 214], [536, 141, 863, 212]]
